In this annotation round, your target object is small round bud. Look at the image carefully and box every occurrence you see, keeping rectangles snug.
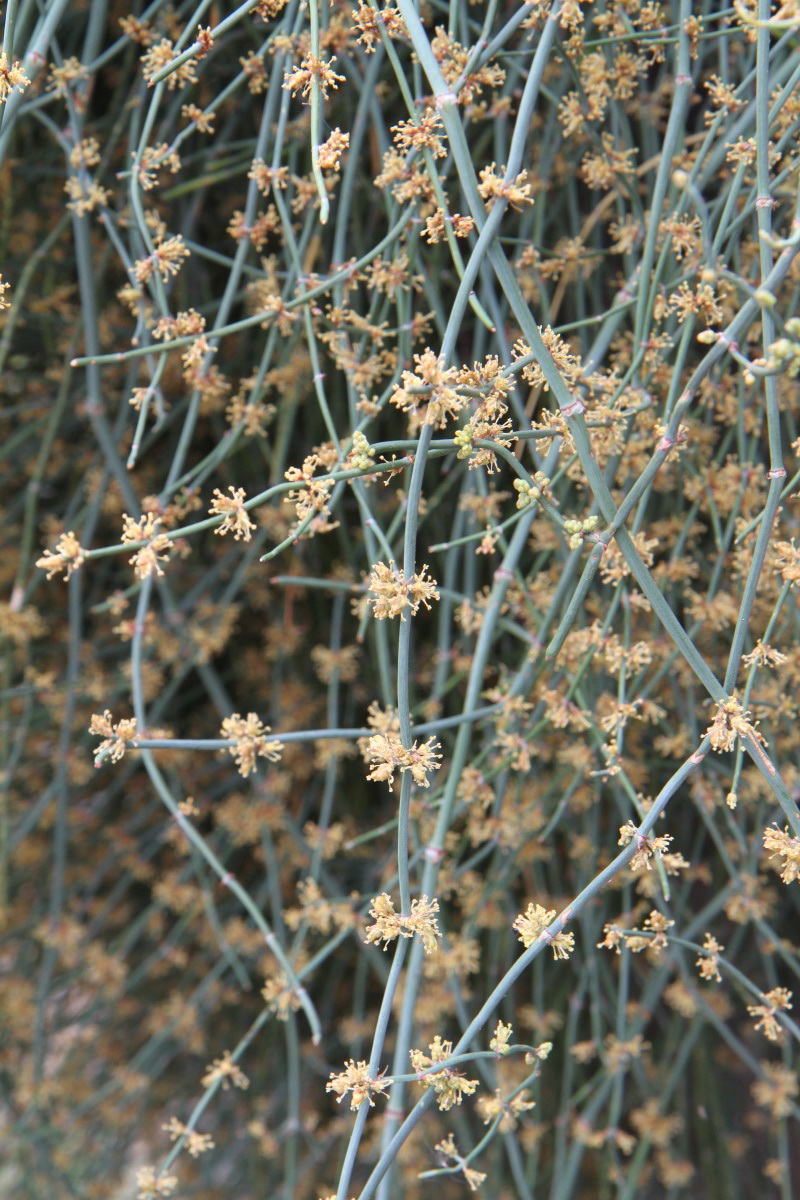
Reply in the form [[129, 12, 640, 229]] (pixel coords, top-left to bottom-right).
[[754, 288, 776, 308]]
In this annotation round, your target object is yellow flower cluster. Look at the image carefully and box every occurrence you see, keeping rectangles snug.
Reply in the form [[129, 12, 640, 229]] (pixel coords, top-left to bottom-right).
[[513, 903, 575, 959], [410, 1035, 478, 1110], [364, 893, 442, 953], [220, 712, 284, 777]]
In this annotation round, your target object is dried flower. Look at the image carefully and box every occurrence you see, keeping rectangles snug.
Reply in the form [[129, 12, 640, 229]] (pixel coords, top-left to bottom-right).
[[220, 712, 283, 777], [366, 732, 442, 789], [318, 128, 349, 171], [706, 695, 766, 753], [121, 513, 173, 579], [478, 162, 535, 210], [490, 1020, 513, 1055], [89, 710, 139, 764], [774, 539, 800, 587], [136, 1166, 178, 1198], [747, 987, 793, 1041], [390, 349, 464, 430], [326, 1059, 391, 1110], [368, 562, 439, 620], [210, 486, 256, 541], [0, 53, 31, 103], [410, 1035, 478, 1110], [604, 1033, 650, 1073], [364, 893, 441, 953], [181, 103, 215, 133], [162, 1116, 215, 1157], [763, 825, 800, 884], [513, 903, 575, 959], [36, 531, 86, 580], [618, 822, 674, 872], [433, 1135, 486, 1192], [696, 933, 724, 983], [201, 1050, 249, 1090], [283, 56, 344, 101], [392, 108, 446, 158], [752, 1063, 799, 1118], [142, 38, 197, 89]]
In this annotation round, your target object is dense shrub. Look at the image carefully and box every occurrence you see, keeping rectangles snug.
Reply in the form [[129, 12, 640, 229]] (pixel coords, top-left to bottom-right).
[[2, 1, 800, 1197]]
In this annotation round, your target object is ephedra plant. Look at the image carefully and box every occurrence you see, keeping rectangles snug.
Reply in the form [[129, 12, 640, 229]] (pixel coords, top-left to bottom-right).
[[2, 0, 800, 1197]]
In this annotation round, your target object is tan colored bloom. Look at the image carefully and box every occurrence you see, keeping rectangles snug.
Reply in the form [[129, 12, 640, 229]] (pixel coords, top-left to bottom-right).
[[0, 53, 31, 103], [433, 1134, 486, 1192], [668, 281, 723, 327], [618, 821, 674, 872], [392, 108, 446, 158], [122, 513, 173, 579], [240, 50, 268, 93], [597, 923, 625, 954], [604, 1033, 649, 1073], [580, 134, 637, 190], [366, 732, 442, 789], [68, 137, 101, 169], [763, 824, 800, 884], [64, 176, 111, 215], [47, 56, 86, 97], [89, 710, 139, 764], [774, 539, 800, 587], [318, 128, 349, 171], [490, 1020, 513, 1055], [162, 1116, 215, 1157], [747, 987, 793, 1041], [410, 1036, 478, 1110], [641, 909, 674, 956], [742, 639, 787, 668], [283, 55, 344, 101], [221, 712, 283, 777], [390, 349, 464, 429], [630, 1099, 682, 1148], [36, 531, 86, 580], [352, 4, 406, 52], [142, 38, 198, 89], [181, 103, 215, 133], [513, 903, 575, 959], [478, 162, 535, 210], [706, 695, 766, 754], [477, 1087, 536, 1130], [284, 453, 337, 531], [368, 561, 439, 620], [752, 1063, 799, 1118], [201, 1050, 249, 1090], [136, 1166, 178, 1198], [210, 486, 256, 541], [119, 16, 156, 45], [261, 970, 303, 1020], [326, 1059, 391, 1110], [570, 1039, 598, 1063], [248, 159, 289, 194], [153, 234, 190, 279], [364, 892, 441, 953], [696, 932, 724, 983]]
